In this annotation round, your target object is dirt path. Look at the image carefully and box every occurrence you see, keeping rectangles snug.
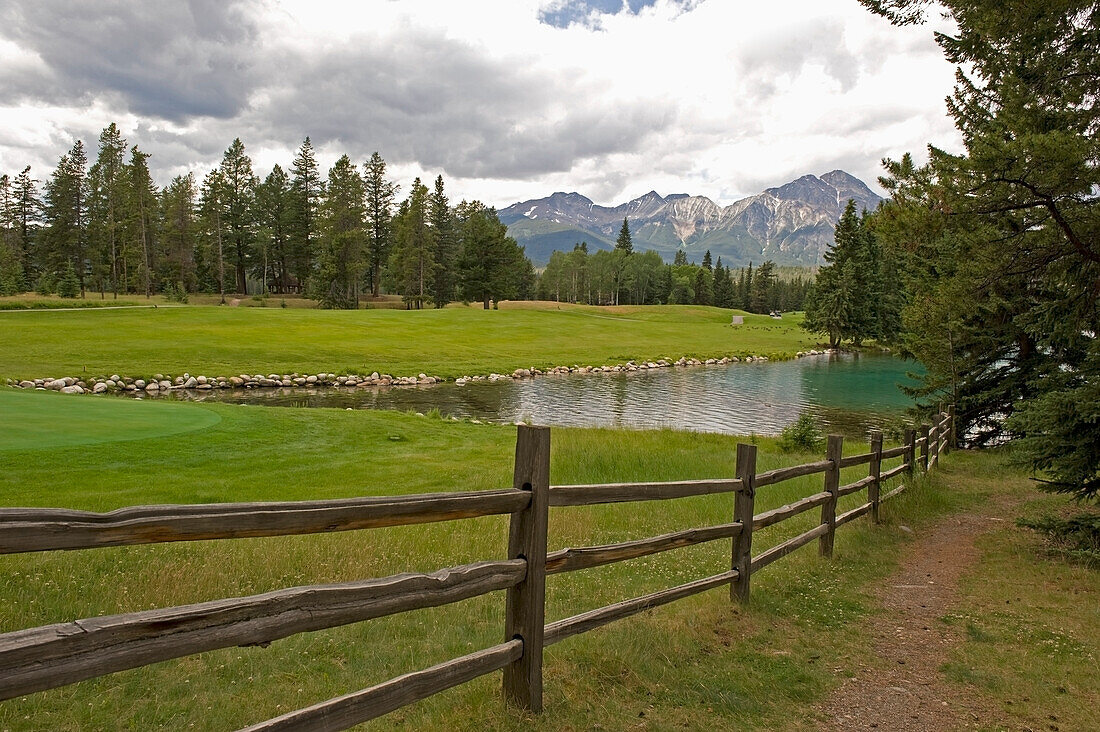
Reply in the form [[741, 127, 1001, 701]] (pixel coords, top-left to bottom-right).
[[811, 509, 1012, 730]]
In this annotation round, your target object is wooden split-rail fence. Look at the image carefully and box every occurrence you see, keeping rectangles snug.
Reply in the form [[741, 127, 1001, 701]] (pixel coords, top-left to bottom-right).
[[0, 407, 956, 730]]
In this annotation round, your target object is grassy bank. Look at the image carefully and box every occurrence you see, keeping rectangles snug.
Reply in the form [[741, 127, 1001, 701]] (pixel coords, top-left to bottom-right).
[[0, 301, 815, 381], [4, 389, 1083, 730]]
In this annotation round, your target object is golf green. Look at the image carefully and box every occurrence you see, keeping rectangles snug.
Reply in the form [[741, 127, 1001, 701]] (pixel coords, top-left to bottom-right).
[[0, 388, 221, 450]]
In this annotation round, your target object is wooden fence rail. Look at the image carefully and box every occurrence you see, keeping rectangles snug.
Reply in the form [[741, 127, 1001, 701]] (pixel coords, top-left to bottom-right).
[[0, 410, 954, 729]]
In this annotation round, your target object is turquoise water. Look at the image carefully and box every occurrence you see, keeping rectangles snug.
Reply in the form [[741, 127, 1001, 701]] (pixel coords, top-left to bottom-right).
[[155, 352, 921, 437]]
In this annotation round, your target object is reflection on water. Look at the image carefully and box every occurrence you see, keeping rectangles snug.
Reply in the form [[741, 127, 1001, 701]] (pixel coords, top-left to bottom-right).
[[148, 353, 920, 438]]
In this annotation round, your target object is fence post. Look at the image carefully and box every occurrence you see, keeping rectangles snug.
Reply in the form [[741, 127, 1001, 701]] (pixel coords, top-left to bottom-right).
[[919, 424, 930, 473], [819, 434, 843, 558], [503, 425, 551, 713], [946, 404, 956, 452], [868, 430, 883, 524], [731, 443, 757, 604], [904, 428, 916, 476]]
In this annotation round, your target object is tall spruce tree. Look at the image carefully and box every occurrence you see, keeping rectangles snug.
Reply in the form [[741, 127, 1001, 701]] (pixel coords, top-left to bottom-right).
[[428, 175, 458, 308], [87, 124, 127, 297], [0, 174, 24, 294], [314, 155, 367, 309], [198, 169, 228, 302], [391, 178, 433, 309], [289, 137, 322, 292], [458, 201, 528, 309], [159, 173, 198, 294], [219, 138, 258, 294], [12, 166, 40, 283], [256, 165, 294, 294], [41, 141, 88, 294], [713, 258, 736, 308], [363, 152, 397, 298], [123, 146, 158, 297]]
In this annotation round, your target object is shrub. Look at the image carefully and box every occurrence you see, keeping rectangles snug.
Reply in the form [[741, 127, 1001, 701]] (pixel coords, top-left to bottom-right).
[[1017, 512, 1100, 567], [779, 412, 822, 452], [57, 264, 80, 298]]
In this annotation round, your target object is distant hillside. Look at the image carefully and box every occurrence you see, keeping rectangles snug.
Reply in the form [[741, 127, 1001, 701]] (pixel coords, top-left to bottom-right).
[[499, 170, 883, 266]]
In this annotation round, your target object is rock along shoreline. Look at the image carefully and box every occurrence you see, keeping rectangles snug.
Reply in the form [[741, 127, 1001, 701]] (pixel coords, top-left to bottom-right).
[[6, 350, 836, 396]]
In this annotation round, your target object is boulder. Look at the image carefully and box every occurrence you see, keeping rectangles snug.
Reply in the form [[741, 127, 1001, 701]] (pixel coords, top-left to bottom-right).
[[60, 385, 84, 394], [92, 382, 108, 393], [45, 379, 67, 390], [183, 376, 198, 388], [18, 380, 34, 389]]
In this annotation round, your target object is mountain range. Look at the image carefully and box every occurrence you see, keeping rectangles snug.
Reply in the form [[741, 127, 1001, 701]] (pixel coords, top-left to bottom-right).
[[498, 170, 883, 267]]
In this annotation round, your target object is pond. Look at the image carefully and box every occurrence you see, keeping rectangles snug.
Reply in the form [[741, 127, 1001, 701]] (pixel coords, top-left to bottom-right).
[[146, 352, 921, 438]]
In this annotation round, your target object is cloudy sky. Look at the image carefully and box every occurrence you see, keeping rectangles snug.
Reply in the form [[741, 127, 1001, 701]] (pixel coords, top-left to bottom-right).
[[0, 0, 960, 208]]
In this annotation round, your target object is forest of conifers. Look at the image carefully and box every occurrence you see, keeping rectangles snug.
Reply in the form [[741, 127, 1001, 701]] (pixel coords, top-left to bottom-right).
[[0, 127, 806, 312]]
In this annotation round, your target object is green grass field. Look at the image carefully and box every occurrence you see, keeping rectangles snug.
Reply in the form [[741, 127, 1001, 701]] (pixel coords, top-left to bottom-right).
[[6, 388, 1094, 731], [0, 301, 816, 381]]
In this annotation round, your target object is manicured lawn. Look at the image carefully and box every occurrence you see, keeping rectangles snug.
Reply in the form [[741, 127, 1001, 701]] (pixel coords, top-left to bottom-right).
[[0, 301, 816, 381]]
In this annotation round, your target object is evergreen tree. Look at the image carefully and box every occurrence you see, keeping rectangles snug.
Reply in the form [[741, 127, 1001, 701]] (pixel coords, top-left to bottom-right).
[[864, 0, 1099, 484], [255, 165, 294, 294], [428, 175, 458, 308], [391, 178, 433, 309], [0, 174, 24, 294], [713, 258, 736, 308], [197, 169, 228, 302], [87, 124, 127, 297], [701, 249, 712, 271], [123, 146, 158, 297], [159, 173, 198, 294], [289, 137, 323, 292], [363, 152, 397, 298], [458, 201, 528, 309], [220, 138, 258, 294], [693, 266, 713, 305], [673, 249, 688, 266], [314, 155, 367, 309], [612, 217, 633, 305], [750, 260, 777, 313], [11, 166, 40, 283], [41, 140, 88, 294]]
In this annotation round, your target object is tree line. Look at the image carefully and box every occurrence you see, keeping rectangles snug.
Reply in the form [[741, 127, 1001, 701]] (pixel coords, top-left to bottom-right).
[[0, 129, 533, 309], [536, 218, 811, 312]]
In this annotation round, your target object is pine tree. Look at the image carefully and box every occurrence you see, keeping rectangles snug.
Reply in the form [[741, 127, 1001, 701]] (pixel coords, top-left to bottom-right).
[[713, 258, 736, 308], [363, 152, 397, 298], [197, 169, 228, 302], [0, 174, 24, 294], [256, 165, 294, 294], [289, 137, 323, 292], [314, 155, 366, 309], [220, 138, 257, 294], [11, 167, 40, 284], [612, 217, 633, 305], [458, 201, 528, 309], [159, 173, 198, 294], [123, 146, 158, 297], [702, 250, 712, 270], [87, 124, 127, 297], [41, 141, 88, 294], [428, 175, 458, 308], [693, 266, 713, 305], [391, 178, 433, 309], [673, 249, 687, 266]]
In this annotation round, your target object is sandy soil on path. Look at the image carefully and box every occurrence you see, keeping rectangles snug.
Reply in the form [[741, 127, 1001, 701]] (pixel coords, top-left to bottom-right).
[[809, 505, 1017, 731]]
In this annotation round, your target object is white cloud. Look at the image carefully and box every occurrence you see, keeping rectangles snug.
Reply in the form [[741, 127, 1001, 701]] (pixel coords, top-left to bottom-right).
[[0, 0, 961, 207]]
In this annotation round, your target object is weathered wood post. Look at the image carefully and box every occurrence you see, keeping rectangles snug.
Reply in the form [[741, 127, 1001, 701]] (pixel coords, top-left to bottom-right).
[[946, 404, 956, 452], [904, 427, 916, 476], [919, 425, 930, 473], [504, 425, 551, 713], [819, 434, 843, 558], [731, 443, 757, 603], [868, 430, 883, 524]]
